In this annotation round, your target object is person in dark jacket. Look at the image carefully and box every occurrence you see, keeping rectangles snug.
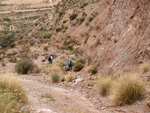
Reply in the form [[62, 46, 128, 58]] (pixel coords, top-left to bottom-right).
[[48, 55, 53, 64]]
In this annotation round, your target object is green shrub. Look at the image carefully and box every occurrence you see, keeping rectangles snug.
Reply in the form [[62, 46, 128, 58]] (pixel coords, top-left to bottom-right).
[[42, 32, 52, 39], [73, 63, 84, 72], [15, 58, 35, 74], [96, 76, 112, 96], [79, 17, 85, 25], [110, 74, 145, 105], [59, 12, 64, 17], [70, 13, 78, 21], [61, 25, 68, 32], [0, 32, 15, 49], [21, 45, 30, 52], [51, 74, 60, 83], [3, 17, 11, 21], [63, 20, 68, 24], [56, 27, 62, 32]]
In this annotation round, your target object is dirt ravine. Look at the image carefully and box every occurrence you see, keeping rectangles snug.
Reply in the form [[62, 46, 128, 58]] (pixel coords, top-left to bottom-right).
[[19, 74, 102, 113]]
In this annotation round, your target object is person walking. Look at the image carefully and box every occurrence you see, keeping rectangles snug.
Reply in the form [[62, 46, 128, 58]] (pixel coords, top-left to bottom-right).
[[68, 59, 72, 70], [48, 55, 53, 64]]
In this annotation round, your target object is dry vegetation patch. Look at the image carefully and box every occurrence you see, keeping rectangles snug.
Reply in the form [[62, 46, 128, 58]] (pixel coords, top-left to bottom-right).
[[96, 76, 113, 96], [0, 73, 28, 112], [110, 74, 146, 106]]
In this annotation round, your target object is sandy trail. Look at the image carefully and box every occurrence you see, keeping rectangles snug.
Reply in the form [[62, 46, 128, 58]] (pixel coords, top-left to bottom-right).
[[19, 74, 101, 113]]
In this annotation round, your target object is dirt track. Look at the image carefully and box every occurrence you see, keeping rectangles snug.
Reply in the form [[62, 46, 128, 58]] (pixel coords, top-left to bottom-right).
[[0, 8, 52, 14], [19, 74, 102, 113]]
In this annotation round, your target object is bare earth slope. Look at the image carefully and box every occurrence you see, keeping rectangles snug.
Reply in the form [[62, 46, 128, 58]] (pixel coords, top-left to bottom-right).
[[48, 0, 150, 69]]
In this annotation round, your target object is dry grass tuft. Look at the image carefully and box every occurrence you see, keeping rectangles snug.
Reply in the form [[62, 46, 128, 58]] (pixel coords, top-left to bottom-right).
[[42, 93, 55, 101], [42, 65, 63, 75], [87, 66, 98, 74], [140, 62, 149, 73], [96, 76, 113, 96], [51, 74, 60, 83], [110, 73, 146, 106], [65, 74, 73, 82], [0, 73, 28, 112]]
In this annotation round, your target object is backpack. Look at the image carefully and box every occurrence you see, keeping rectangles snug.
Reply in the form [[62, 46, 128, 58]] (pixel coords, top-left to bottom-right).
[[48, 56, 51, 61], [68, 60, 71, 66]]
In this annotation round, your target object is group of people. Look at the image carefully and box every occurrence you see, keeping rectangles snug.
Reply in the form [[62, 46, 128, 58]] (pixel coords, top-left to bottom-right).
[[48, 55, 72, 70]]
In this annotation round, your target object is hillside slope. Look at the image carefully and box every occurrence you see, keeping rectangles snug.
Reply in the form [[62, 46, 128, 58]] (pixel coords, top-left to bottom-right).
[[37, 0, 150, 69]]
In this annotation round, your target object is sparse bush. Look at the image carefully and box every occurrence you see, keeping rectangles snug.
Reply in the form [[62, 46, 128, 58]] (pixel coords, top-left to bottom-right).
[[43, 45, 48, 51], [3, 17, 11, 21], [73, 62, 84, 72], [42, 32, 52, 39], [42, 93, 55, 101], [66, 75, 73, 82], [72, 48, 83, 56], [56, 27, 62, 32], [79, 17, 85, 25], [70, 13, 78, 21], [0, 74, 28, 113], [76, 57, 86, 64], [114, 38, 118, 43], [0, 31, 15, 49], [59, 11, 64, 17], [80, 2, 88, 8], [58, 61, 66, 70], [63, 20, 68, 24], [88, 16, 94, 22], [83, 37, 89, 44], [110, 74, 145, 105], [15, 58, 35, 74], [63, 40, 72, 46], [9, 57, 17, 63], [96, 76, 112, 96], [82, 12, 87, 17], [61, 77, 66, 82], [1, 61, 6, 67], [61, 25, 68, 32], [42, 65, 63, 75], [141, 63, 149, 73], [33, 66, 41, 73], [31, 53, 39, 59], [42, 59, 46, 62], [51, 74, 60, 83], [88, 67, 98, 74], [21, 45, 30, 52]]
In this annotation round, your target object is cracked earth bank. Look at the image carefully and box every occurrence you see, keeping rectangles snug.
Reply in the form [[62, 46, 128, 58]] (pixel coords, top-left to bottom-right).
[[19, 74, 102, 113]]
